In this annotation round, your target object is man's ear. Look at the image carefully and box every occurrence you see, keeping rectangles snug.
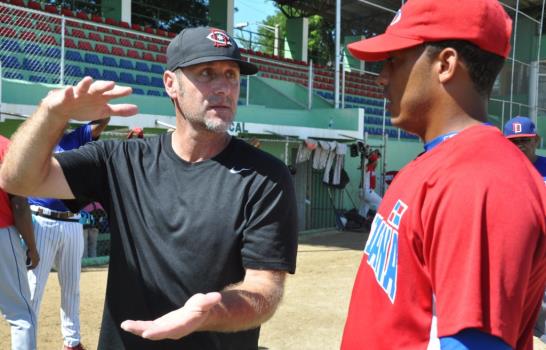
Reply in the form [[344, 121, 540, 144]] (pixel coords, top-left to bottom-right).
[[436, 47, 459, 84], [164, 70, 179, 99]]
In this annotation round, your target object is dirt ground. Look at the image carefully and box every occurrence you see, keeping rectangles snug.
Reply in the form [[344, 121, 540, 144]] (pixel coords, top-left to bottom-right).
[[1, 229, 545, 350]]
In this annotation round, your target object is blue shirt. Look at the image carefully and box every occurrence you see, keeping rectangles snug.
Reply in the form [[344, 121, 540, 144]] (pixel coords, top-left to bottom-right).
[[440, 329, 511, 349], [533, 155, 546, 181], [28, 124, 93, 211]]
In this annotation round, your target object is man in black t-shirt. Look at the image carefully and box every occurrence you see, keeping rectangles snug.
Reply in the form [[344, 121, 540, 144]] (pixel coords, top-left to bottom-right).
[[0, 27, 298, 350]]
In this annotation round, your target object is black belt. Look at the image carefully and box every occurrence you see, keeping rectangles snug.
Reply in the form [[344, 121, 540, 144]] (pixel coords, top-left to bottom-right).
[[32, 209, 80, 222]]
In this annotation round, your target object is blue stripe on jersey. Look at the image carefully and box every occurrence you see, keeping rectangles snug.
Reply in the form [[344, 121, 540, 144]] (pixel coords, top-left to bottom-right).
[[440, 329, 511, 350]]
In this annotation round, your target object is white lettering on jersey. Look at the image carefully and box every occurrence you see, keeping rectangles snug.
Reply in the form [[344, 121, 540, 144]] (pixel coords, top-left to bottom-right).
[[364, 200, 408, 303]]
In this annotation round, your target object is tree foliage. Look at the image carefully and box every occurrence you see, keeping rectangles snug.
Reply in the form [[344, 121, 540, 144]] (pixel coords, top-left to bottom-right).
[[131, 0, 208, 32], [47, 0, 209, 33], [251, 6, 334, 66]]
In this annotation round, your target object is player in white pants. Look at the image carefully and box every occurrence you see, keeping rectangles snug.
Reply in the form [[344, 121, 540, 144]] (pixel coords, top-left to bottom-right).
[[27, 210, 83, 348], [26, 121, 108, 349], [359, 180, 382, 218], [0, 135, 40, 350]]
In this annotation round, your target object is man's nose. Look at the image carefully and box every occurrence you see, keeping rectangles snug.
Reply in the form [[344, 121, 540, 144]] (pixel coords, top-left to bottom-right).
[[213, 76, 235, 96]]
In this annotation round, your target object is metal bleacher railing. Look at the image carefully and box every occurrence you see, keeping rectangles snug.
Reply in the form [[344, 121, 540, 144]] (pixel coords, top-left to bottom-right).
[[0, 1, 417, 140], [0, 1, 170, 97]]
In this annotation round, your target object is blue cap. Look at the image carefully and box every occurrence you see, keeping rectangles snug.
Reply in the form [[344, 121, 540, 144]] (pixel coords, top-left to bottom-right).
[[503, 116, 537, 139]]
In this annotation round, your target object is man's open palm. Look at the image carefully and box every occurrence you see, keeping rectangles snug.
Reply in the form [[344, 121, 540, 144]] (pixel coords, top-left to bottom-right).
[[120, 292, 222, 340]]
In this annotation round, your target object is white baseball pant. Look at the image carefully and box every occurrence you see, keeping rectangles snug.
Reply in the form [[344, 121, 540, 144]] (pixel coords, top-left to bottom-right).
[[28, 213, 84, 347], [0, 226, 37, 350], [359, 171, 382, 218]]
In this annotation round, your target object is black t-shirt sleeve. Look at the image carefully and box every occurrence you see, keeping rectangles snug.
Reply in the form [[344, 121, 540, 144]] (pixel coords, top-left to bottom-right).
[[241, 166, 298, 274], [55, 140, 111, 211]]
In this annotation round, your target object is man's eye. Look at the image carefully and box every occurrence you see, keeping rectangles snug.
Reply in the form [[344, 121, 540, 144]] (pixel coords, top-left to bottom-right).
[[226, 71, 238, 79]]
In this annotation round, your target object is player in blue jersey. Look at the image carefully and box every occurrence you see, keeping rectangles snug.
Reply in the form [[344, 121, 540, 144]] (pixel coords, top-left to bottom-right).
[[28, 118, 109, 350], [504, 116, 546, 180], [504, 116, 546, 343]]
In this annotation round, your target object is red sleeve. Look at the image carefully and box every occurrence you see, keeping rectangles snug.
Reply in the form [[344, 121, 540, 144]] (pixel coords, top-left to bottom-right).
[[420, 168, 545, 348], [0, 135, 10, 161]]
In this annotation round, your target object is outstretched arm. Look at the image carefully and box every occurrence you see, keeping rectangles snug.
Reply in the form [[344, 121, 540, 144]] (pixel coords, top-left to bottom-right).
[[9, 194, 39, 269], [0, 78, 137, 199], [121, 269, 286, 340]]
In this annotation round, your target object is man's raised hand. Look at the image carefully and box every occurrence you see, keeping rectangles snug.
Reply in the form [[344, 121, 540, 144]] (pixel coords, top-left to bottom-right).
[[42, 77, 138, 122]]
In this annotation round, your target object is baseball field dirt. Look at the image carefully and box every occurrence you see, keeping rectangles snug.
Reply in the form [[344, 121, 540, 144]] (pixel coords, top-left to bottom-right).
[[1, 229, 545, 349]]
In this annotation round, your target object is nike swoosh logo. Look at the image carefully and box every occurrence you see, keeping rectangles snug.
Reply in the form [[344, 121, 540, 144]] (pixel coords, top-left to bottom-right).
[[229, 168, 251, 174]]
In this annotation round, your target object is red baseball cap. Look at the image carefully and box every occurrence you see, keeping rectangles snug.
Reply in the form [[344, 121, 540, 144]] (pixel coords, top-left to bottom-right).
[[348, 0, 513, 62]]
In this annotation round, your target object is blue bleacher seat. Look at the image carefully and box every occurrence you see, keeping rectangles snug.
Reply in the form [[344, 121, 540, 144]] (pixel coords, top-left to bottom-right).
[[162, 91, 168, 97], [102, 56, 117, 67], [0, 40, 20, 52], [151, 77, 163, 88], [44, 47, 61, 58], [147, 90, 160, 96], [0, 56, 21, 69], [119, 72, 135, 84], [23, 58, 42, 72], [133, 88, 144, 95], [29, 75, 48, 83], [150, 64, 163, 74], [22, 43, 42, 55], [102, 69, 119, 81], [119, 59, 134, 70], [4, 71, 23, 80], [135, 61, 149, 72], [84, 53, 101, 65], [66, 50, 83, 62], [135, 75, 150, 85], [43, 62, 60, 74], [66, 64, 83, 77], [84, 67, 101, 79]]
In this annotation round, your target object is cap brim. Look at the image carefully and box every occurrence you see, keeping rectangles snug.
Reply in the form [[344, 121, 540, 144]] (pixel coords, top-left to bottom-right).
[[347, 33, 424, 62], [171, 56, 258, 75], [506, 133, 537, 139]]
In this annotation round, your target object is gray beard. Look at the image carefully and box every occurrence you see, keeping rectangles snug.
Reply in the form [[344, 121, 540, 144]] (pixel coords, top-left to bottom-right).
[[183, 110, 231, 134], [203, 118, 230, 133]]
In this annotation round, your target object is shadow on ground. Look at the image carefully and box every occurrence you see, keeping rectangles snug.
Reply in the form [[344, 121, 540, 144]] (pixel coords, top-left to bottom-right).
[[298, 229, 369, 251]]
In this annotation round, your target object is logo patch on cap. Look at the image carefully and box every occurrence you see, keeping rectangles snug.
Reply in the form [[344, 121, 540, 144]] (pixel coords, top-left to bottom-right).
[[206, 29, 232, 48], [512, 123, 522, 133], [390, 9, 402, 26]]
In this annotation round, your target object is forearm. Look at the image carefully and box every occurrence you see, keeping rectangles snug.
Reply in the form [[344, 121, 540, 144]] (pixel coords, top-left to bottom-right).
[[201, 270, 286, 332], [10, 195, 36, 250], [0, 103, 67, 195]]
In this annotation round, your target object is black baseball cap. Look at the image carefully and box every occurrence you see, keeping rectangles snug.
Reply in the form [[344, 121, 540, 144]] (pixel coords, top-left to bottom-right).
[[167, 26, 258, 75]]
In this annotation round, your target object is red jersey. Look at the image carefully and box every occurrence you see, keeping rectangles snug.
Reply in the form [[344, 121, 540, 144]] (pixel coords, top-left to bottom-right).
[[0, 135, 13, 227], [341, 125, 546, 350]]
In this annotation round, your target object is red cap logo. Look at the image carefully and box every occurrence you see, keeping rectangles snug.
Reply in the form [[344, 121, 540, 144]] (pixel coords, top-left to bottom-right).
[[206, 29, 232, 48]]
